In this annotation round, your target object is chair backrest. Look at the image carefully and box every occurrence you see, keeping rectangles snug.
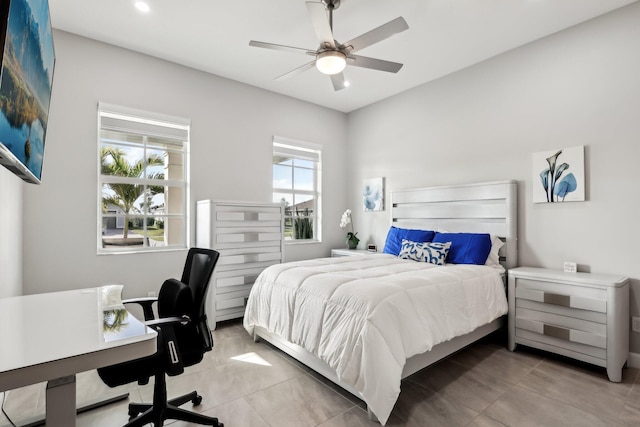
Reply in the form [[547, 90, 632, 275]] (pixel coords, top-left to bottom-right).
[[180, 248, 219, 352]]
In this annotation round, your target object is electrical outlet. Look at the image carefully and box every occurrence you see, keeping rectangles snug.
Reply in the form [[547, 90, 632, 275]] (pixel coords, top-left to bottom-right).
[[148, 291, 157, 297], [563, 262, 577, 273], [633, 317, 640, 333]]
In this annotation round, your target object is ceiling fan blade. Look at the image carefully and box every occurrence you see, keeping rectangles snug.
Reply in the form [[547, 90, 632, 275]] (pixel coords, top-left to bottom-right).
[[348, 54, 403, 73], [275, 60, 317, 81], [306, 1, 336, 49], [330, 72, 348, 91], [340, 17, 409, 53], [249, 40, 315, 56]]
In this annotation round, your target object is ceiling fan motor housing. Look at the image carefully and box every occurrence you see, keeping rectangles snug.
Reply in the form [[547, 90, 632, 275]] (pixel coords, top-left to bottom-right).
[[321, 0, 341, 10]]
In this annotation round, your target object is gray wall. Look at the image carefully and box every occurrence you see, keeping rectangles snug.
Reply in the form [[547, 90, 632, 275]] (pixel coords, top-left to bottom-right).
[[346, 4, 640, 350], [0, 167, 22, 298], [21, 30, 348, 299]]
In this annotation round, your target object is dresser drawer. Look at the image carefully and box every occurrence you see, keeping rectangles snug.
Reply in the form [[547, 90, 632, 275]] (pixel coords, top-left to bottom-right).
[[215, 229, 282, 244], [217, 297, 247, 311], [215, 288, 250, 310], [216, 211, 282, 222], [515, 278, 607, 313], [216, 273, 260, 288], [219, 252, 282, 266]]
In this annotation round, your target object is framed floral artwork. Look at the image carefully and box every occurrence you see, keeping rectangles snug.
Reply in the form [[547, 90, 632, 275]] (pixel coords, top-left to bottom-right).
[[532, 146, 585, 203], [363, 177, 384, 211]]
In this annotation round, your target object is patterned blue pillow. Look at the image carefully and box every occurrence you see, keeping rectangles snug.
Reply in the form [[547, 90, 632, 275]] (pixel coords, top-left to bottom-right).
[[398, 239, 451, 265]]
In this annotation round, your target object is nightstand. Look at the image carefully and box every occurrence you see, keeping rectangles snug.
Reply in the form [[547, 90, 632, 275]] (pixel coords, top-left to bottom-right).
[[331, 248, 376, 257], [508, 267, 629, 382]]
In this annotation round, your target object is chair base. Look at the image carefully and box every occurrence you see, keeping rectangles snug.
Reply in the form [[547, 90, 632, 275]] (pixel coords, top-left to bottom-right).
[[124, 373, 222, 427]]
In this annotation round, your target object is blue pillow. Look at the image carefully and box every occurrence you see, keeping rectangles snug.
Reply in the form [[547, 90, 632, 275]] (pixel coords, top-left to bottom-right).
[[432, 232, 492, 265], [383, 227, 435, 256]]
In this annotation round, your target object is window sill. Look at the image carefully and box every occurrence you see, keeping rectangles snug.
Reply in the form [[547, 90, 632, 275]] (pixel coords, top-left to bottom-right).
[[284, 240, 322, 246]]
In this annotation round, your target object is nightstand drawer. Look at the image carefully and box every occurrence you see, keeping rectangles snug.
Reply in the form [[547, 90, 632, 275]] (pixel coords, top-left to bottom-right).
[[515, 278, 607, 313], [515, 299, 607, 324], [515, 317, 606, 349], [515, 329, 607, 362], [516, 307, 606, 335]]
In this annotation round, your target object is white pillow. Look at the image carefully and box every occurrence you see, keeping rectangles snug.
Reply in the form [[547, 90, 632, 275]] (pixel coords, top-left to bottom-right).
[[485, 235, 504, 266]]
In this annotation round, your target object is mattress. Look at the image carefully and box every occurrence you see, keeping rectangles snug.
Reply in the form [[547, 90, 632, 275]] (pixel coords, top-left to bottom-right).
[[243, 254, 508, 425]]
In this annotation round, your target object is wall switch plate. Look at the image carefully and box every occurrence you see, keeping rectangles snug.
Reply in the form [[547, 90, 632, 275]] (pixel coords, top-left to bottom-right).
[[148, 291, 157, 297], [633, 317, 640, 333], [563, 262, 577, 273]]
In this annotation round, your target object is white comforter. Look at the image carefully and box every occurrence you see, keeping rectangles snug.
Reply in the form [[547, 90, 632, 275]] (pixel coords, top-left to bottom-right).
[[243, 254, 508, 425]]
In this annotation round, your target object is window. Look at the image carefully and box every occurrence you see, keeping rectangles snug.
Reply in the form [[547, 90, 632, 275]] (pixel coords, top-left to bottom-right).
[[272, 137, 321, 242], [98, 103, 190, 253]]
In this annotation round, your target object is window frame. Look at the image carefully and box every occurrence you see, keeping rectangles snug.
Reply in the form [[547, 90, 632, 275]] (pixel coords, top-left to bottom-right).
[[272, 136, 322, 244], [97, 103, 191, 254]]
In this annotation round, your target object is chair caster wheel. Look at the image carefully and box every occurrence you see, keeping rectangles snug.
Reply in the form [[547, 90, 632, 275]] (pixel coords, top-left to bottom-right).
[[193, 394, 202, 406]]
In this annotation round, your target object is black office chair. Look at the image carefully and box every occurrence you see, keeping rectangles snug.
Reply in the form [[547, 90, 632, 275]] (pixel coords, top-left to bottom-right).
[[98, 248, 223, 427]]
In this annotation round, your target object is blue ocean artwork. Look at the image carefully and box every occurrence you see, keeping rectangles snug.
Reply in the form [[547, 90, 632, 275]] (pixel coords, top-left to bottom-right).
[[539, 150, 578, 202], [0, 0, 55, 182]]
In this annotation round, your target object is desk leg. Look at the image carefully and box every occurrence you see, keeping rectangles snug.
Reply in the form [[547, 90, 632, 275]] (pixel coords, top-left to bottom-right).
[[46, 375, 76, 427]]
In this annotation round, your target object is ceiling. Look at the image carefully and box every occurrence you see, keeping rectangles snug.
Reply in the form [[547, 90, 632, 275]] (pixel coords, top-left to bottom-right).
[[48, 0, 637, 113]]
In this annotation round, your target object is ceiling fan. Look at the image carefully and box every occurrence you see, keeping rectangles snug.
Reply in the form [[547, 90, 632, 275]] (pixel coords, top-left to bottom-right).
[[249, 0, 409, 91]]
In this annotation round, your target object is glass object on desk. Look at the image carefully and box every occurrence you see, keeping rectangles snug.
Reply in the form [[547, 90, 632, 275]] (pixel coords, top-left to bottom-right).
[[103, 309, 147, 342], [100, 284, 124, 308]]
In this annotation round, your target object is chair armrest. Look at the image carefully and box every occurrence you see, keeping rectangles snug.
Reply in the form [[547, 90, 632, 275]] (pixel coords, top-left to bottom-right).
[[123, 297, 157, 321], [144, 315, 191, 376], [144, 315, 191, 328]]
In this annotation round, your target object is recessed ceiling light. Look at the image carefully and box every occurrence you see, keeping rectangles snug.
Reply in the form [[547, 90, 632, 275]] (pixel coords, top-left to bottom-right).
[[135, 1, 150, 13]]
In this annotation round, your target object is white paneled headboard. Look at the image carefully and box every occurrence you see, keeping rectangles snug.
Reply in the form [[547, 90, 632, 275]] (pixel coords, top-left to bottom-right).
[[390, 180, 518, 269]]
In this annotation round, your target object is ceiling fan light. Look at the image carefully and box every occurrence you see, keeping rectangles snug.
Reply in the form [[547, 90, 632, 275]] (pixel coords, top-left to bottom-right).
[[316, 51, 346, 75]]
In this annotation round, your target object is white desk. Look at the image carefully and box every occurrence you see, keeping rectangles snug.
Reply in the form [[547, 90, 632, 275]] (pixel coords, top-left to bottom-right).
[[0, 286, 157, 427]]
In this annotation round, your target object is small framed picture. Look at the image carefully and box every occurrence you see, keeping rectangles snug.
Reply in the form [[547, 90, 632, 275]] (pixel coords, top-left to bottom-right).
[[367, 244, 377, 252], [363, 177, 384, 211]]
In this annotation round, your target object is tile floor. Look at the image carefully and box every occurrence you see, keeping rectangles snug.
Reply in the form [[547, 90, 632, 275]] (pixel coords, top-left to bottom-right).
[[2, 319, 640, 427]]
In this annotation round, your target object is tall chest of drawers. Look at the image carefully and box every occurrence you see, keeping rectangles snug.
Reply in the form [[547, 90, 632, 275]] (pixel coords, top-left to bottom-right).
[[196, 200, 284, 329], [508, 267, 629, 382]]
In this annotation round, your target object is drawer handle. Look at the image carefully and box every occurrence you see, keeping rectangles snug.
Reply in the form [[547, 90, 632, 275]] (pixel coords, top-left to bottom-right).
[[543, 324, 570, 341], [543, 292, 570, 307]]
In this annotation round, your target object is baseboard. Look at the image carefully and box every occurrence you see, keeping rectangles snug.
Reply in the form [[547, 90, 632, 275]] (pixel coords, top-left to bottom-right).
[[629, 352, 640, 369]]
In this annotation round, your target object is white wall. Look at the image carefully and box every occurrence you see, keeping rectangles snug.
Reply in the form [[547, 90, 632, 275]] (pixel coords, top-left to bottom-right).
[[0, 167, 22, 297], [347, 4, 640, 350], [22, 31, 348, 299]]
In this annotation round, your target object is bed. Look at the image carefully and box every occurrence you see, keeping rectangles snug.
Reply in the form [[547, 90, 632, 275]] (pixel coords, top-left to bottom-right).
[[243, 180, 517, 425]]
